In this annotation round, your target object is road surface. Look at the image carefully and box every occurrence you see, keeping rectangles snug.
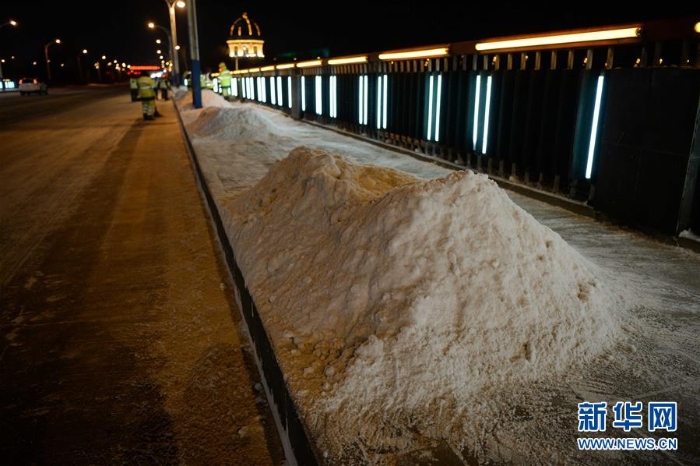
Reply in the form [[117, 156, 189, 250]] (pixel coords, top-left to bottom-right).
[[0, 86, 286, 464]]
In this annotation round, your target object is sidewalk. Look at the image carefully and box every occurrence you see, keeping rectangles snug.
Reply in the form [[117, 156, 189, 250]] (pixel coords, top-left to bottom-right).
[[0, 92, 285, 464]]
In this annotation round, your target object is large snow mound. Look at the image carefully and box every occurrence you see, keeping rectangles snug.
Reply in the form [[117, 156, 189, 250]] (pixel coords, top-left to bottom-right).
[[226, 146, 630, 462]]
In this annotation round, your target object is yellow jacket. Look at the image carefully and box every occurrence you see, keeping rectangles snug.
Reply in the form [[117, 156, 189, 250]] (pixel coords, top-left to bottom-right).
[[137, 75, 156, 99]]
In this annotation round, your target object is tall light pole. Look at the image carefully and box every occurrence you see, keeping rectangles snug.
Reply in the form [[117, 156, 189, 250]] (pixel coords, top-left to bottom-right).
[[187, 0, 201, 108], [0, 19, 18, 80], [44, 38, 60, 83], [148, 22, 174, 79], [163, 0, 185, 87], [76, 49, 88, 83]]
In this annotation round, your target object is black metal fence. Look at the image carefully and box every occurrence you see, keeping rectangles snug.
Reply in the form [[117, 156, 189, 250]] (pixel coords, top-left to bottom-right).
[[229, 17, 700, 237]]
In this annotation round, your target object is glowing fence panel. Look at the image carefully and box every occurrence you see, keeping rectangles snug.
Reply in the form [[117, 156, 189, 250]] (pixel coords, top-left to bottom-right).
[[358, 75, 368, 125], [270, 77, 277, 105], [315, 76, 322, 115], [586, 75, 605, 179], [287, 76, 292, 109], [233, 78, 239, 97], [427, 76, 434, 141], [247, 77, 255, 100], [376, 74, 387, 130], [330, 75, 337, 118], [262, 77, 269, 103], [482, 75, 492, 154], [301, 76, 306, 112], [426, 74, 442, 142], [434, 74, 442, 142], [471, 74, 494, 155], [473, 75, 481, 149], [277, 76, 283, 107]]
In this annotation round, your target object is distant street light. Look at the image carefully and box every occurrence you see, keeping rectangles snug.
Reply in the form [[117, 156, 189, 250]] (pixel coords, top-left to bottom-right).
[[162, 0, 185, 87], [76, 49, 88, 83], [148, 22, 174, 80], [0, 19, 17, 29], [44, 38, 61, 83], [0, 19, 18, 80]]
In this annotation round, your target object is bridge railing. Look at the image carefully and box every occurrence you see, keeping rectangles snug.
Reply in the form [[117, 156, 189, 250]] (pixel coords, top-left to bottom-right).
[[227, 17, 700, 237]]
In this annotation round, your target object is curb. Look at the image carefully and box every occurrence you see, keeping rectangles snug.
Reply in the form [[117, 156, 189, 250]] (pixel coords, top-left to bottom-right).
[[172, 99, 321, 466]]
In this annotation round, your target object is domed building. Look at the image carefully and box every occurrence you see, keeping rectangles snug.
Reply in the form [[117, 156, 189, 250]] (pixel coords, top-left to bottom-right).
[[226, 12, 265, 69]]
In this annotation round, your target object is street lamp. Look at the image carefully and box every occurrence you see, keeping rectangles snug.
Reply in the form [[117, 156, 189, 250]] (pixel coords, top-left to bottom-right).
[[163, 0, 185, 87], [76, 49, 88, 83], [148, 22, 174, 80], [0, 19, 18, 80], [44, 38, 61, 83]]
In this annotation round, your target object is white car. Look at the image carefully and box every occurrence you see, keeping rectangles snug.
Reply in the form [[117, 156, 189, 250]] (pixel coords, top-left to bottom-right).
[[18, 77, 48, 96]]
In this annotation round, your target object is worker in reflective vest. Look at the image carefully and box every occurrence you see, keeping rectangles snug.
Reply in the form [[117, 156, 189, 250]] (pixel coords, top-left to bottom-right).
[[129, 75, 139, 102], [137, 71, 160, 120], [218, 62, 232, 99]]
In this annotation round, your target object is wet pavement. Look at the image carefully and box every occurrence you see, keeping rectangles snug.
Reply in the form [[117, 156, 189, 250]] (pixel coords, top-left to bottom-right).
[[0, 88, 285, 465]]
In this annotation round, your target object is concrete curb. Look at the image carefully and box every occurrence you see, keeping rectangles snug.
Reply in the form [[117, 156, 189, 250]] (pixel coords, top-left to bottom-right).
[[172, 100, 321, 466]]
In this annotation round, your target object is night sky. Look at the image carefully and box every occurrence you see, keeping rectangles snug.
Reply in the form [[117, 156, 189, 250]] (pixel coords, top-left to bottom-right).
[[1, 1, 698, 80]]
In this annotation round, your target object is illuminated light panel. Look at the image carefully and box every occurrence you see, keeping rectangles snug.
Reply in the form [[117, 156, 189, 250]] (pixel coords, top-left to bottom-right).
[[378, 47, 449, 60], [434, 74, 442, 142], [695, 22, 700, 33], [315, 76, 322, 115], [276, 63, 295, 70], [276, 76, 283, 106], [358, 75, 368, 125], [376, 75, 387, 130], [475, 27, 641, 51], [297, 60, 323, 68], [257, 77, 266, 102], [426, 74, 442, 142], [330, 75, 337, 118], [270, 77, 277, 105], [585, 75, 605, 179], [301, 76, 306, 111], [482, 76, 492, 154], [473, 75, 481, 149], [247, 76, 254, 99], [381, 75, 387, 129], [260, 65, 275, 71], [427, 76, 435, 141], [328, 55, 368, 65]]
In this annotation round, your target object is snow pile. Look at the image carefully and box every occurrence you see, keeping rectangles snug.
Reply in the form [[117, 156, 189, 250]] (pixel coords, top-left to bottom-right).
[[226, 146, 629, 463], [186, 105, 285, 142]]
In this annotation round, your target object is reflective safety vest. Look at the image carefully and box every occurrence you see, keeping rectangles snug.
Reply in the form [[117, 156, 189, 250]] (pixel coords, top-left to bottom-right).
[[219, 70, 232, 87], [137, 75, 156, 99]]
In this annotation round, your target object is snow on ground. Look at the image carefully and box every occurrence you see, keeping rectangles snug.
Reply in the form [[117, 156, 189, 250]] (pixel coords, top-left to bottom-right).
[[174, 89, 700, 465]]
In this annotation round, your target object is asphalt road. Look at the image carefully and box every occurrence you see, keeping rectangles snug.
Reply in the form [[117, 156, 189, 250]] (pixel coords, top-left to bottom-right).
[[0, 85, 286, 464]]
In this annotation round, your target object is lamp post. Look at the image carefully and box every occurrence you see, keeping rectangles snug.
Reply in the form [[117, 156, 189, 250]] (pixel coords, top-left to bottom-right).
[[163, 0, 185, 87], [44, 38, 60, 83], [187, 0, 201, 108], [148, 22, 174, 80], [76, 49, 88, 83], [0, 20, 18, 80]]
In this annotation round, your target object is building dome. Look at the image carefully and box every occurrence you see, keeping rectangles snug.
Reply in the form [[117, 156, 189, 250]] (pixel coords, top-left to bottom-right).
[[229, 12, 262, 39], [226, 12, 265, 64]]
